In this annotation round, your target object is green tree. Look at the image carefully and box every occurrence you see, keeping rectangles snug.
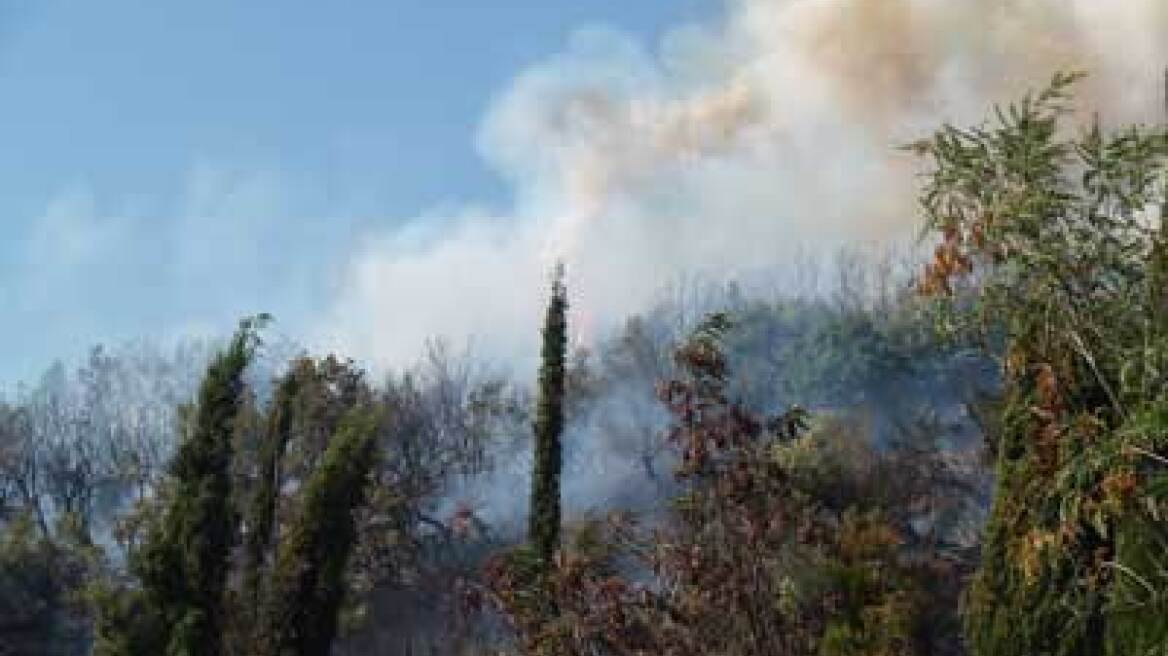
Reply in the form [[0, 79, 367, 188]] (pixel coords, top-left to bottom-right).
[[94, 316, 265, 656], [241, 369, 300, 618], [0, 512, 98, 656], [912, 73, 1168, 656], [95, 339, 387, 656], [529, 264, 568, 567], [255, 407, 380, 656]]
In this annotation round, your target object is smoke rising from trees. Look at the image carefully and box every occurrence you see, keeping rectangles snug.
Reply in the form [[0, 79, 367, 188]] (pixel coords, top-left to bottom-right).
[[319, 0, 1168, 373]]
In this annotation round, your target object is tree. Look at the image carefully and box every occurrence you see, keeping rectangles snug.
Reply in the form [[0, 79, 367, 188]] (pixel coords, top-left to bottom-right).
[[254, 407, 380, 656], [94, 316, 265, 656], [529, 264, 568, 568], [241, 369, 300, 618], [0, 512, 98, 656], [93, 331, 391, 656], [912, 72, 1168, 655], [485, 312, 978, 656]]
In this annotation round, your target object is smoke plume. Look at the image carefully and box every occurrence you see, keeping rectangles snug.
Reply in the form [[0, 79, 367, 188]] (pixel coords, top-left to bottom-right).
[[317, 0, 1168, 370]]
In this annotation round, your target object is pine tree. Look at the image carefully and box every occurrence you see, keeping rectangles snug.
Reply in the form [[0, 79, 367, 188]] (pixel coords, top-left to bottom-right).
[[528, 264, 568, 567], [255, 407, 379, 656]]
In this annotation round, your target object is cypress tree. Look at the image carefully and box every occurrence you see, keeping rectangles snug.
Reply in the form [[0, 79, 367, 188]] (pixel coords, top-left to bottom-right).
[[528, 264, 567, 567], [163, 318, 263, 656], [242, 366, 301, 620], [95, 317, 264, 656], [256, 407, 379, 656]]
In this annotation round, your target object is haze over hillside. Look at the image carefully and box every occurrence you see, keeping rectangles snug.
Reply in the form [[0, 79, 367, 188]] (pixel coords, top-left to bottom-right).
[[2, 3, 1168, 655]]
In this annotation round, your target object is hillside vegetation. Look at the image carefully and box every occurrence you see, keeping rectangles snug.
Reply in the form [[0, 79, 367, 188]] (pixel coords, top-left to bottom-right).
[[1, 74, 1167, 656]]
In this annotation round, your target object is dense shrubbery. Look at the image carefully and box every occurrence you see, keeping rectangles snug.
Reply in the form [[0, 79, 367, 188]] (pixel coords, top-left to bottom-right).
[[912, 72, 1168, 656], [484, 313, 980, 656]]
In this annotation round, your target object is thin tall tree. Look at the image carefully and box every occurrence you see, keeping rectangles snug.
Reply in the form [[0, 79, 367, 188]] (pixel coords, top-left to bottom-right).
[[94, 316, 265, 656], [242, 367, 301, 619], [528, 264, 568, 567], [255, 407, 380, 656]]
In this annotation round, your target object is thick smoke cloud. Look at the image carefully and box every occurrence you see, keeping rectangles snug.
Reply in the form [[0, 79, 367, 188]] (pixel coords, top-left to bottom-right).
[[318, 0, 1168, 371]]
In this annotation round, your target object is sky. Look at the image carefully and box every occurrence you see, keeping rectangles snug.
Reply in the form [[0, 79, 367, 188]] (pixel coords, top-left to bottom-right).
[[0, 0, 713, 388], [3, 0, 1164, 392]]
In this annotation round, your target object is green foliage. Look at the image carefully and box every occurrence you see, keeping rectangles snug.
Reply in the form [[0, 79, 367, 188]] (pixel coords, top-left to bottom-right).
[[912, 72, 1168, 655], [241, 370, 300, 616], [93, 317, 264, 656], [0, 513, 97, 656], [232, 354, 381, 655], [255, 407, 380, 656], [1102, 406, 1168, 655], [21, 67, 1168, 656], [92, 334, 386, 656], [529, 265, 568, 568]]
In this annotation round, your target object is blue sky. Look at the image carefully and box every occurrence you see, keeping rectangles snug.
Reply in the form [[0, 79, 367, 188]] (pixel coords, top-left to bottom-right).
[[0, 0, 713, 388]]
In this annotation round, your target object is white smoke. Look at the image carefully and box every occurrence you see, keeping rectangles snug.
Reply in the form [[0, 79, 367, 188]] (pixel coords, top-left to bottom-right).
[[316, 0, 1168, 371]]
